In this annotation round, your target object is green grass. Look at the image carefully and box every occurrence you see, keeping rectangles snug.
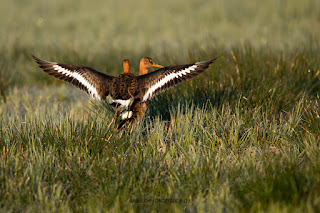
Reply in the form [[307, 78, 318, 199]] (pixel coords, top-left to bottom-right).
[[1, 46, 320, 212], [1, 0, 320, 212]]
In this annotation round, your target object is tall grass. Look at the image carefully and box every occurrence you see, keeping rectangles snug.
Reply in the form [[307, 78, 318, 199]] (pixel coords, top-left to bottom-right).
[[1, 45, 320, 212]]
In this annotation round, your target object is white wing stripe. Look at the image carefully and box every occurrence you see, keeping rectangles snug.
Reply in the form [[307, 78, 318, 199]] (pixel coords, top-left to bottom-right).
[[142, 64, 198, 101], [52, 65, 101, 100]]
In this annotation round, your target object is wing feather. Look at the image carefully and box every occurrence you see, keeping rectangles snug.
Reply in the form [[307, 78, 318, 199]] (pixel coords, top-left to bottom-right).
[[137, 57, 219, 101], [33, 56, 114, 100]]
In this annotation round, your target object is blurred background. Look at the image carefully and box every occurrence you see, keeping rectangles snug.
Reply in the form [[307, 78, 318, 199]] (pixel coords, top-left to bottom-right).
[[2, 0, 319, 50], [0, 0, 319, 93]]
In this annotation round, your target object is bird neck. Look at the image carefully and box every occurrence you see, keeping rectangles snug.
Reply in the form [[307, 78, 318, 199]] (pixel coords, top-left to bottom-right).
[[139, 63, 148, 75], [123, 60, 131, 74]]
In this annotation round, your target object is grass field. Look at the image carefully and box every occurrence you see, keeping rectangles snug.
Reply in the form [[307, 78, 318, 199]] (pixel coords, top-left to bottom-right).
[[1, 0, 320, 212]]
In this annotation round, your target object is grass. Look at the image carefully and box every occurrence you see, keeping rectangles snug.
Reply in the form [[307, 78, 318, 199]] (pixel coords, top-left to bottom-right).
[[1, 45, 320, 212], [1, 0, 320, 212]]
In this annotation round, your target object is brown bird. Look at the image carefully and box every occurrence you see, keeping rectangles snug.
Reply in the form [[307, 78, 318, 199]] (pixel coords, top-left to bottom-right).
[[117, 57, 163, 129], [32, 55, 219, 129]]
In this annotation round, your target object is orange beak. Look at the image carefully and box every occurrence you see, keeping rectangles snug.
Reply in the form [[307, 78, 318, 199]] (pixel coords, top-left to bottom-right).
[[152, 63, 164, 68]]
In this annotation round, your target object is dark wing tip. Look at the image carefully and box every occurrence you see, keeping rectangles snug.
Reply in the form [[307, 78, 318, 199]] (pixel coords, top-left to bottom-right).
[[211, 55, 221, 62], [195, 56, 221, 67], [31, 55, 40, 63], [32, 55, 56, 67], [32, 55, 43, 63]]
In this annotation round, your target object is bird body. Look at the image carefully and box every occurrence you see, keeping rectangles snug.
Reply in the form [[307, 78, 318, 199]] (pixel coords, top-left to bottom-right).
[[110, 62, 137, 110], [117, 57, 163, 129]]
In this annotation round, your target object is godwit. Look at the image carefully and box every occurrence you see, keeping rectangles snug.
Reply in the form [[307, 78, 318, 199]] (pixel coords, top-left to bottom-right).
[[33, 55, 219, 129], [116, 57, 163, 129]]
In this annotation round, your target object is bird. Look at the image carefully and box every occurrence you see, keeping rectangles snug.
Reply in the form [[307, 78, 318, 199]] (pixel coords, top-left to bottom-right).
[[107, 57, 164, 128], [139, 56, 164, 75], [32, 55, 219, 129], [116, 57, 163, 129], [111, 58, 163, 127]]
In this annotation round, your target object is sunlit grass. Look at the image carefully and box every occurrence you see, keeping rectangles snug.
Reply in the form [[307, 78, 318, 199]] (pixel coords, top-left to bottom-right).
[[1, 45, 320, 212]]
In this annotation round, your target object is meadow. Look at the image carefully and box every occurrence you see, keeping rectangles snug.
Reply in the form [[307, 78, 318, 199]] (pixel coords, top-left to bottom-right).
[[1, 0, 320, 212]]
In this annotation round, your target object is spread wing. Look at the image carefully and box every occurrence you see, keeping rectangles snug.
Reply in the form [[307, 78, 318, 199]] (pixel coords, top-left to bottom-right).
[[136, 57, 219, 101], [33, 56, 114, 100]]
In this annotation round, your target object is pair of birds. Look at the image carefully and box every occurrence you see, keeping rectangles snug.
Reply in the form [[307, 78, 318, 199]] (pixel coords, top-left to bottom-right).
[[112, 57, 164, 129], [33, 55, 219, 130]]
